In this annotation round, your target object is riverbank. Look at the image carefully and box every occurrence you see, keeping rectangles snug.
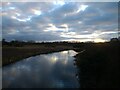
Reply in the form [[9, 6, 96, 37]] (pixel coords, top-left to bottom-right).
[[74, 42, 119, 88], [2, 45, 74, 66]]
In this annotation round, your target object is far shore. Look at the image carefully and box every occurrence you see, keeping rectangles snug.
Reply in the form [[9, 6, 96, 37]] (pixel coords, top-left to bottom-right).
[[2, 44, 76, 66]]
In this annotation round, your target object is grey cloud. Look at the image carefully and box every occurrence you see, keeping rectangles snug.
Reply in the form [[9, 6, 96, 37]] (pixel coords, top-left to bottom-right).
[[83, 13, 117, 25], [49, 2, 78, 17], [2, 2, 118, 42], [4, 31, 64, 41]]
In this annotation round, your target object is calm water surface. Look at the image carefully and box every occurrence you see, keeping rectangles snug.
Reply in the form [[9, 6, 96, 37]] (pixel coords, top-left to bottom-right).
[[2, 50, 79, 88]]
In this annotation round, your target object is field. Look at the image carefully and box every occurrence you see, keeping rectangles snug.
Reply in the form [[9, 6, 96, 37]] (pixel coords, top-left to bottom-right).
[[2, 44, 74, 66]]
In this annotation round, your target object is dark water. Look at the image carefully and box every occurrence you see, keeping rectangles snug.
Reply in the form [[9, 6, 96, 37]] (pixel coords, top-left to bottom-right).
[[2, 50, 79, 88]]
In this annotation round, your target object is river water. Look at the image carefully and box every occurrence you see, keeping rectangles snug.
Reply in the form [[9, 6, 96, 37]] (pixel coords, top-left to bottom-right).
[[2, 50, 79, 88]]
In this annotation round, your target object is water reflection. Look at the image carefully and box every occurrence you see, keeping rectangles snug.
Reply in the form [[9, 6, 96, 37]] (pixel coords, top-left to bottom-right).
[[2, 50, 79, 88]]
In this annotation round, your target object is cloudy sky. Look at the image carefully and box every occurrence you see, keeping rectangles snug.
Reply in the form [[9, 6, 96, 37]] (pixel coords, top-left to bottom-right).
[[1, 1, 118, 42]]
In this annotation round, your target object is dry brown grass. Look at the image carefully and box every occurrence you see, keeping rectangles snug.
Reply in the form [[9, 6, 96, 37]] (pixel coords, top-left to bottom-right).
[[75, 42, 119, 88], [2, 45, 73, 66]]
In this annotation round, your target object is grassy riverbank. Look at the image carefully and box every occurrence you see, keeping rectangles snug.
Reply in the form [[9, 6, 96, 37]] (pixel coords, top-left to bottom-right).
[[75, 42, 119, 88], [2, 44, 73, 66]]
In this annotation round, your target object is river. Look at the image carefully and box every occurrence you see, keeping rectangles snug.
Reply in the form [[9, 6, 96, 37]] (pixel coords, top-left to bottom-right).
[[2, 50, 79, 88]]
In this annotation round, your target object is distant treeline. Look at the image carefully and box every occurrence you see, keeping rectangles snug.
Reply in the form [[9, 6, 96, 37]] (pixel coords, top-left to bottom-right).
[[2, 37, 120, 47], [1, 38, 86, 47]]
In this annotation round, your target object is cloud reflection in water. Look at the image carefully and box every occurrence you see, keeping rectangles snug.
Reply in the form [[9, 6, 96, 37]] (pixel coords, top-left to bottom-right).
[[2, 50, 79, 88]]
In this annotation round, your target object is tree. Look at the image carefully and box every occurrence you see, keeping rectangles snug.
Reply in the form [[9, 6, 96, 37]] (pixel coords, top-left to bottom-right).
[[2, 38, 7, 45], [110, 38, 119, 42]]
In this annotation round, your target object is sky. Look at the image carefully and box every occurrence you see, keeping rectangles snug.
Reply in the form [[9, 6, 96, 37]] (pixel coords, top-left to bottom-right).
[[1, 1, 118, 42]]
